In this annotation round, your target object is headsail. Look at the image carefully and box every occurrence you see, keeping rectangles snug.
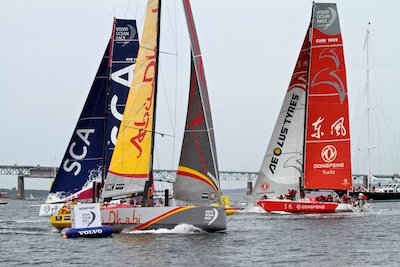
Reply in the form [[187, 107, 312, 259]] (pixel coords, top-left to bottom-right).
[[173, 0, 221, 205], [253, 28, 310, 199], [102, 0, 160, 199], [47, 19, 139, 203], [47, 45, 109, 203], [303, 3, 352, 190]]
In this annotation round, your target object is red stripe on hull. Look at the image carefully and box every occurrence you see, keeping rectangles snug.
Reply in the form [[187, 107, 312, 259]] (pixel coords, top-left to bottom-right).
[[257, 199, 338, 214]]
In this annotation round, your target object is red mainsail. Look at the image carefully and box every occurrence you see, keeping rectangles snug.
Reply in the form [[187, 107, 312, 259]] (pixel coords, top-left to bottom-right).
[[303, 3, 352, 190]]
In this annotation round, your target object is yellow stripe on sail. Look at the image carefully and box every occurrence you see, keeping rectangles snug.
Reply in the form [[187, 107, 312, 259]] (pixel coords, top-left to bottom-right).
[[108, 0, 159, 176], [177, 166, 219, 193]]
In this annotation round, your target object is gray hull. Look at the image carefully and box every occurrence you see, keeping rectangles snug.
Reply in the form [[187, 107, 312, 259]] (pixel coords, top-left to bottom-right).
[[101, 205, 226, 232]]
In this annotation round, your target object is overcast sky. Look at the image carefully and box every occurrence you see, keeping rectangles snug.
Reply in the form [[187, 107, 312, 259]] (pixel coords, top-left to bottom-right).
[[1, 0, 399, 190]]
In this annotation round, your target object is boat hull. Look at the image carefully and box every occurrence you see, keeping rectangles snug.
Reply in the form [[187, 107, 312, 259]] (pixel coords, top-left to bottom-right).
[[50, 213, 72, 230], [257, 199, 339, 213], [350, 191, 400, 201], [101, 204, 227, 232]]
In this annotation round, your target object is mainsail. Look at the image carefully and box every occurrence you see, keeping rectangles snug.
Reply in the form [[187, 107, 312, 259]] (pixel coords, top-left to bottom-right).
[[254, 2, 352, 200], [107, 19, 140, 172], [253, 29, 309, 199], [102, 0, 160, 199], [173, 0, 221, 205], [47, 19, 139, 203], [303, 3, 352, 190]]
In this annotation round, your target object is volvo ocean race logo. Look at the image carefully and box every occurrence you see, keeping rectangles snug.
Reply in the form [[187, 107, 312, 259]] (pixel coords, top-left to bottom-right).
[[321, 145, 337, 163], [315, 7, 337, 30], [115, 24, 137, 47], [269, 93, 299, 174], [204, 208, 218, 226]]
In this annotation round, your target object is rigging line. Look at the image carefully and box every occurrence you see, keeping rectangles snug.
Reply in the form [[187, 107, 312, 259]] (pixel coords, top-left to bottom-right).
[[372, 43, 399, 148], [369, 38, 398, 172], [349, 34, 366, 127], [164, 0, 178, 52], [158, 63, 176, 140], [160, 50, 177, 56], [124, 125, 175, 138], [134, 0, 139, 21], [184, 128, 214, 133], [172, 0, 178, 170], [124, 0, 131, 19], [138, 46, 176, 56], [153, 143, 160, 172]]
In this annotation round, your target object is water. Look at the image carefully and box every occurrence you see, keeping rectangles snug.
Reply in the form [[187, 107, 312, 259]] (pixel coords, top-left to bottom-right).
[[1, 200, 399, 266]]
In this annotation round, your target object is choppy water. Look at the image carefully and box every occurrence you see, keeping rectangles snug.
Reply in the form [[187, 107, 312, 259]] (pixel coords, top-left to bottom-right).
[[1, 200, 399, 266]]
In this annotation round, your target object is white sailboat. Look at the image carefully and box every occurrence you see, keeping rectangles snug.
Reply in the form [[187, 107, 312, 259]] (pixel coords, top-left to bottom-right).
[[350, 24, 400, 201]]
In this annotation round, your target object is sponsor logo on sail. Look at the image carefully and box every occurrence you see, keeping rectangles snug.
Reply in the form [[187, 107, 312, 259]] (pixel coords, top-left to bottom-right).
[[130, 50, 156, 157], [321, 145, 337, 163], [63, 129, 96, 175], [269, 93, 299, 174], [311, 48, 346, 103], [260, 182, 270, 191], [313, 145, 344, 172], [342, 178, 350, 187]]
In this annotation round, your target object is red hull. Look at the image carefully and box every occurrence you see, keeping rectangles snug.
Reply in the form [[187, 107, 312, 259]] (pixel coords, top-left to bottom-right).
[[257, 199, 338, 213]]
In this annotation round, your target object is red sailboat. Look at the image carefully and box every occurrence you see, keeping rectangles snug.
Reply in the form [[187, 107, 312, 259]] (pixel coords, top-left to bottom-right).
[[254, 2, 353, 213]]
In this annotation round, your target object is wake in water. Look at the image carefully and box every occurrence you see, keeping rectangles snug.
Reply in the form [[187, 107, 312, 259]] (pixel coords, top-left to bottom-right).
[[238, 205, 266, 214], [123, 223, 203, 235]]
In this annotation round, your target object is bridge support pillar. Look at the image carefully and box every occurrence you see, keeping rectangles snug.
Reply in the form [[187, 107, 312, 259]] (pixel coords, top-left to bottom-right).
[[17, 175, 25, 199], [247, 181, 252, 195]]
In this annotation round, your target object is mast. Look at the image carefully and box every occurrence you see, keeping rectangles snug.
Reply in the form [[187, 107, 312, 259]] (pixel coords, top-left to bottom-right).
[[301, 2, 315, 195], [364, 22, 372, 191], [143, 0, 162, 206], [102, 18, 116, 187]]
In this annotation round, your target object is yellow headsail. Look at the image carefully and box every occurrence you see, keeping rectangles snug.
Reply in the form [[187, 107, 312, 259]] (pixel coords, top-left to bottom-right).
[[102, 0, 159, 198]]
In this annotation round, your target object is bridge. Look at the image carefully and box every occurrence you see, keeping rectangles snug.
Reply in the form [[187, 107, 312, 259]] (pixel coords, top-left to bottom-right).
[[1, 165, 398, 200], [0, 165, 258, 199]]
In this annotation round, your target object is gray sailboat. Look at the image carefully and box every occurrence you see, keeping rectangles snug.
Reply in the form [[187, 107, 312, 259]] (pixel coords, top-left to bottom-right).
[[100, 0, 226, 232]]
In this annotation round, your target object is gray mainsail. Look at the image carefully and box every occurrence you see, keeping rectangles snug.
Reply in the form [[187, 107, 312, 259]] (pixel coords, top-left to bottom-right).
[[173, 0, 221, 205]]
